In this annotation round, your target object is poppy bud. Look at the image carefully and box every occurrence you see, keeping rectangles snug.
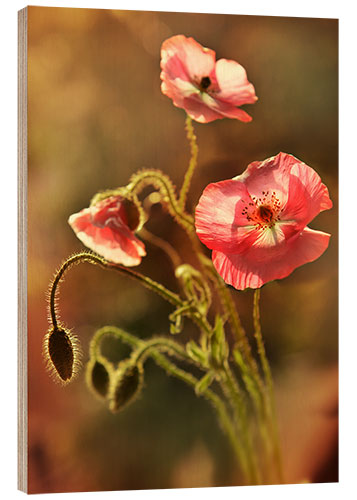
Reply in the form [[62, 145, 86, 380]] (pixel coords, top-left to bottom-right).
[[68, 195, 146, 266], [43, 326, 80, 384], [86, 358, 111, 399], [109, 363, 143, 413]]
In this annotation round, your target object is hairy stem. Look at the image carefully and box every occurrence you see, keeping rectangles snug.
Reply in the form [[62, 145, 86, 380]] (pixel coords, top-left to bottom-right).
[[127, 169, 194, 230], [131, 337, 196, 366], [218, 362, 261, 485], [178, 115, 199, 210], [139, 227, 182, 269], [49, 252, 184, 331]]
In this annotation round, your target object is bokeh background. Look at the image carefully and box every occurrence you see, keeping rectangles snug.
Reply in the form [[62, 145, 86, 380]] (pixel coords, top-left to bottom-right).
[[27, 7, 338, 493]]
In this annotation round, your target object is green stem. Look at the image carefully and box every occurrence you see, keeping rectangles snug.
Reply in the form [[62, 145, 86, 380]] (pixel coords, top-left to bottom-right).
[[178, 115, 199, 210], [199, 253, 271, 453], [139, 227, 182, 269], [253, 289, 284, 483], [130, 337, 195, 366], [154, 354, 252, 483], [201, 255, 257, 369], [219, 362, 261, 485], [127, 169, 195, 231], [253, 290, 273, 390]]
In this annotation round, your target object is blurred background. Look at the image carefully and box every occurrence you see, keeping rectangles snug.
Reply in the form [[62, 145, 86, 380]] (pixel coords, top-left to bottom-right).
[[27, 7, 338, 493]]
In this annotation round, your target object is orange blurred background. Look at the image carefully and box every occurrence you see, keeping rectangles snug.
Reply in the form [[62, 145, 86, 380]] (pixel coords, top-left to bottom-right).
[[27, 7, 338, 493]]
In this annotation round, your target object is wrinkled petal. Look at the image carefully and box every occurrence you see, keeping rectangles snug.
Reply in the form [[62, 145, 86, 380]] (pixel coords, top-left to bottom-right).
[[212, 227, 331, 290], [176, 94, 251, 124], [195, 152, 333, 289], [282, 159, 333, 225], [182, 98, 225, 123], [200, 92, 253, 122], [161, 35, 216, 82], [234, 153, 293, 204], [215, 59, 258, 106], [68, 198, 146, 267], [195, 178, 256, 253]]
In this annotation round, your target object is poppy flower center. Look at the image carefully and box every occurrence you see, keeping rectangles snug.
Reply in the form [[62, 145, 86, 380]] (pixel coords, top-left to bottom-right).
[[258, 205, 274, 223], [241, 191, 282, 229], [199, 76, 211, 92]]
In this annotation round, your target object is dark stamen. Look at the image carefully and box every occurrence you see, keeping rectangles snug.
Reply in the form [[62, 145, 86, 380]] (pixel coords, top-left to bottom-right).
[[199, 76, 211, 91], [258, 205, 274, 223]]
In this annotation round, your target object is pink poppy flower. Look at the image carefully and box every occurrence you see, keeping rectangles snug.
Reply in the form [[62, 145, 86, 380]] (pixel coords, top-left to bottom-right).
[[160, 34, 257, 123], [68, 196, 146, 266], [195, 153, 333, 290]]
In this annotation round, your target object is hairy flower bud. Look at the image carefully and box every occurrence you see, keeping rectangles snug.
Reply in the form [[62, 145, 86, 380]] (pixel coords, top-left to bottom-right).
[[86, 358, 111, 399], [43, 326, 80, 384], [109, 363, 143, 413]]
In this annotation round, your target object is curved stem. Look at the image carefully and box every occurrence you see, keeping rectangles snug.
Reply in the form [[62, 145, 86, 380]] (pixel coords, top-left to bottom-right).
[[48, 252, 184, 330], [127, 169, 195, 230], [49, 253, 103, 329], [178, 115, 199, 210], [131, 337, 195, 366]]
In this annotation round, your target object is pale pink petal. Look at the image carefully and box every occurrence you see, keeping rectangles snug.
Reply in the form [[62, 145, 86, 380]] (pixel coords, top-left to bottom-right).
[[213, 105, 253, 122], [282, 160, 333, 225], [163, 78, 199, 99], [212, 227, 331, 290], [161, 82, 250, 124], [182, 93, 253, 124], [195, 179, 258, 252], [180, 94, 246, 123], [214, 59, 258, 105], [200, 92, 253, 122], [235, 153, 293, 204], [160, 53, 191, 84], [161, 35, 216, 82]]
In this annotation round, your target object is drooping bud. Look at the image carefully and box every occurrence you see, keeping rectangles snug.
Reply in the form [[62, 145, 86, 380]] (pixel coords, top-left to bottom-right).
[[43, 326, 80, 384], [86, 358, 111, 399], [108, 363, 143, 413]]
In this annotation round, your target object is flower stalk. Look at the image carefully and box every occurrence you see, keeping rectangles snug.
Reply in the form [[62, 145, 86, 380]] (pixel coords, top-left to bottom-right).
[[178, 114, 199, 210]]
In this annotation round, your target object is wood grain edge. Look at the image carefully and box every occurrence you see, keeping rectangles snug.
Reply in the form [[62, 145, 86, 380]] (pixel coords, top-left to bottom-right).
[[18, 6, 28, 494]]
